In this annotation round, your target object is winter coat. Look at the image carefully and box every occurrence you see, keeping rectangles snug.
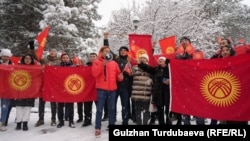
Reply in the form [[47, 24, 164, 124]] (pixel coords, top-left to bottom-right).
[[138, 62, 170, 106], [14, 99, 35, 107], [40, 55, 60, 66], [131, 65, 152, 102], [92, 57, 122, 91]]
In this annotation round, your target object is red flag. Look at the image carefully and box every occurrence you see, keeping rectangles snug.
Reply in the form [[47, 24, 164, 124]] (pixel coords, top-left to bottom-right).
[[192, 51, 205, 60], [10, 56, 21, 64], [43, 66, 97, 102], [129, 34, 157, 67], [170, 53, 250, 121], [36, 26, 50, 61], [159, 35, 176, 59], [234, 45, 250, 56], [175, 43, 195, 55], [0, 65, 43, 99]]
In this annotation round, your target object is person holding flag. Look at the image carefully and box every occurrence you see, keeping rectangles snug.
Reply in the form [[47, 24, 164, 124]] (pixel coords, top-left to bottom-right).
[[174, 36, 205, 125], [0, 49, 14, 131]]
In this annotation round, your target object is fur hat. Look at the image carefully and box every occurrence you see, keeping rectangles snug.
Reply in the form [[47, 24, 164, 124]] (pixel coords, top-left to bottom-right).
[[158, 56, 166, 61], [139, 53, 149, 61], [0, 49, 12, 57]]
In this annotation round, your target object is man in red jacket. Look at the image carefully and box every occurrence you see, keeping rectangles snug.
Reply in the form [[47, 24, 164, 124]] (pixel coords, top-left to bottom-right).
[[92, 46, 123, 138]]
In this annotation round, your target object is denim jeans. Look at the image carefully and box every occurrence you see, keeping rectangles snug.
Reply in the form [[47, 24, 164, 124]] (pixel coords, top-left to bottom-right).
[[1, 99, 13, 125], [95, 89, 116, 129], [116, 87, 130, 125]]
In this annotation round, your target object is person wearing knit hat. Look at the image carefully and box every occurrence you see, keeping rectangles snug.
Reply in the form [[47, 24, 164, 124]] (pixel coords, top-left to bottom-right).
[[139, 53, 149, 62], [0, 48, 14, 132], [0, 49, 12, 57], [158, 56, 166, 62]]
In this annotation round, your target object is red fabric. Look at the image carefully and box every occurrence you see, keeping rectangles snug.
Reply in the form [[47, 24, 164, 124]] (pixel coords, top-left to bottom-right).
[[36, 26, 50, 61], [129, 34, 157, 67], [43, 66, 97, 102], [72, 56, 83, 66], [10, 56, 21, 64], [0, 65, 43, 99], [170, 53, 250, 121], [92, 58, 121, 91], [193, 51, 205, 60], [176, 43, 195, 55], [159, 35, 176, 59], [234, 45, 250, 56]]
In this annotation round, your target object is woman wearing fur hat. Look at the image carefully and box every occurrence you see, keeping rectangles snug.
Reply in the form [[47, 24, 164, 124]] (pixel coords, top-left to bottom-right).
[[135, 56, 172, 125], [14, 54, 36, 131], [131, 53, 153, 125], [0, 49, 14, 131]]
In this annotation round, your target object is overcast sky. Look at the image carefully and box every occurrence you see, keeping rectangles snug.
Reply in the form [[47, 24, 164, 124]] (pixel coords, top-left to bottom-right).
[[95, 0, 250, 27]]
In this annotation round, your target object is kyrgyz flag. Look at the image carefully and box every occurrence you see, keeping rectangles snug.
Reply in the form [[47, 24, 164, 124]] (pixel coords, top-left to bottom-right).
[[192, 51, 205, 60], [175, 42, 195, 55], [159, 35, 176, 59], [170, 53, 250, 121], [129, 34, 157, 67], [43, 66, 97, 102], [36, 26, 50, 61], [0, 65, 43, 99]]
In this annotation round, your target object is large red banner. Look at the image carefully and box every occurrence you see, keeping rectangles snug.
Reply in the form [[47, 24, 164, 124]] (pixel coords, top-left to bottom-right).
[[129, 34, 157, 67], [170, 53, 250, 121], [0, 65, 43, 99], [43, 66, 97, 102]]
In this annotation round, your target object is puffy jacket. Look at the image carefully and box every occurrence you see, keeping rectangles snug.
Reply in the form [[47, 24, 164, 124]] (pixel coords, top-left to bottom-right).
[[92, 57, 122, 91]]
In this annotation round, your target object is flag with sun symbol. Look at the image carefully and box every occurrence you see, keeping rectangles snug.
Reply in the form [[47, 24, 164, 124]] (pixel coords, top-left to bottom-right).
[[43, 66, 97, 102], [0, 65, 43, 99], [170, 53, 250, 121]]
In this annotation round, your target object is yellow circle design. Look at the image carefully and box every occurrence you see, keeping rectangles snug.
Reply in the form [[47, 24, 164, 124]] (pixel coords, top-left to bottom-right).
[[136, 49, 147, 59], [200, 71, 241, 107], [195, 54, 201, 58], [9, 70, 31, 91], [64, 74, 85, 95], [166, 47, 174, 54]]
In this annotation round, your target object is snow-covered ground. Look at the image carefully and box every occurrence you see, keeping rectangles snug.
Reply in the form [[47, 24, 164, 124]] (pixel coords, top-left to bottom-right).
[[0, 99, 121, 141]]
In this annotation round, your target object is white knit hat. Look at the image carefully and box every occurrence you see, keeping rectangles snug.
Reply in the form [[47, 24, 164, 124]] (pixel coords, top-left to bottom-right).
[[139, 53, 149, 61], [158, 56, 166, 61], [0, 49, 12, 57]]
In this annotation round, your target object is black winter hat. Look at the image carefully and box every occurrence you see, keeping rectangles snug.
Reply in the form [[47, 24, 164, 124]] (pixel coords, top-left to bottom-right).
[[180, 36, 191, 43], [119, 46, 129, 52]]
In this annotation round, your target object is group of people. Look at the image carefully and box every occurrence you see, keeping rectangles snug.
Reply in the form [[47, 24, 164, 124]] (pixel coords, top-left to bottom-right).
[[0, 34, 248, 138]]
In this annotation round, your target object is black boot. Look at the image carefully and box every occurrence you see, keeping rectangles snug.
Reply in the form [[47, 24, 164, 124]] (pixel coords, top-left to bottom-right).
[[57, 121, 64, 128], [69, 121, 75, 128], [15, 122, 22, 130], [23, 122, 28, 131]]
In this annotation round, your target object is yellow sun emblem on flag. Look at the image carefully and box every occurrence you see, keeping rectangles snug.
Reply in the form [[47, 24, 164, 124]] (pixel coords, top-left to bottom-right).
[[166, 46, 174, 54], [195, 53, 201, 59], [200, 71, 241, 107], [9, 70, 31, 91], [64, 74, 85, 95], [136, 49, 147, 59]]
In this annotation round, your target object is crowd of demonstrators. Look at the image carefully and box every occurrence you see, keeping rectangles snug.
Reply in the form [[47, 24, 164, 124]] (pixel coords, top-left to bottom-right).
[[91, 46, 123, 137], [1, 34, 249, 137], [57, 53, 75, 128], [0, 49, 15, 131], [35, 48, 61, 127], [14, 54, 37, 131], [132, 54, 152, 125]]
